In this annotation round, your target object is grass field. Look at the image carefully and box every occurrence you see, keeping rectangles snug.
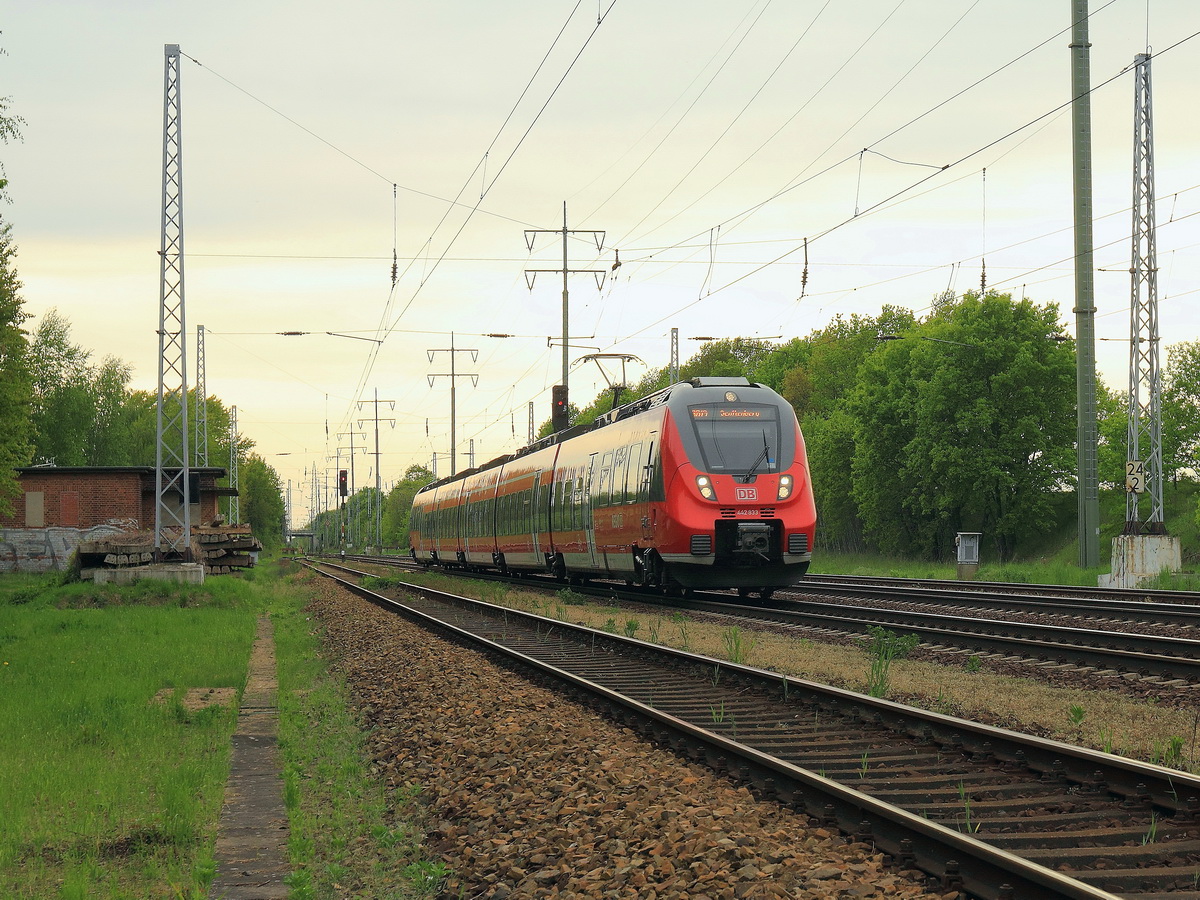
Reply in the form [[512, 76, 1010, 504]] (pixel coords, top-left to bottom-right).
[[0, 574, 257, 899], [0, 564, 443, 900]]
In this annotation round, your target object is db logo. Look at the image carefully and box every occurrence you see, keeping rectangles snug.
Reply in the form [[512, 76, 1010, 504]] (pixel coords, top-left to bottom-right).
[[735, 487, 757, 501]]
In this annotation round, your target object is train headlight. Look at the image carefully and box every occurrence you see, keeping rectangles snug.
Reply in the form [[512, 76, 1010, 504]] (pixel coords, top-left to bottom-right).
[[695, 475, 716, 501], [776, 474, 794, 500]]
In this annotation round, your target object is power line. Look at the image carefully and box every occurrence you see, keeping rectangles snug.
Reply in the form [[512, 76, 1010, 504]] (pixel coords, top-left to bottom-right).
[[602, 0, 1125, 276], [587, 31, 1200, 353], [329, 1, 620, 445], [178, 50, 541, 230]]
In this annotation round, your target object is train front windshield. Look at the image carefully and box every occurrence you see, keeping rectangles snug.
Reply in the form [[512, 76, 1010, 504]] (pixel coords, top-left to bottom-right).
[[687, 404, 781, 475]]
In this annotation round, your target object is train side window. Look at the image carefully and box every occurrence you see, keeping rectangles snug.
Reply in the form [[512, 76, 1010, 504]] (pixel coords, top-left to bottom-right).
[[613, 446, 627, 504], [640, 441, 655, 500], [626, 442, 641, 502]]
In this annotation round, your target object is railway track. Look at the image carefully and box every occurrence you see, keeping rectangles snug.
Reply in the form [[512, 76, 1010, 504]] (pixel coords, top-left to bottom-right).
[[326, 554, 1200, 689], [798, 573, 1200, 608], [306, 560, 1200, 900]]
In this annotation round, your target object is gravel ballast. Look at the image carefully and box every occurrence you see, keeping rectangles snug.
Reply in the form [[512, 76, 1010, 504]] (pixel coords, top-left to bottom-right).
[[308, 579, 952, 899]]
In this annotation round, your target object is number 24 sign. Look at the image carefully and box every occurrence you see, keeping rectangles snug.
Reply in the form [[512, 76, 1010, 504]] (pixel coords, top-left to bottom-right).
[[1126, 460, 1145, 494]]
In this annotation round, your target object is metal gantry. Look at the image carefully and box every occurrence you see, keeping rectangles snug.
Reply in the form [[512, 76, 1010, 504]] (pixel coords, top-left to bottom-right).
[[154, 43, 192, 560], [1125, 52, 1165, 534]]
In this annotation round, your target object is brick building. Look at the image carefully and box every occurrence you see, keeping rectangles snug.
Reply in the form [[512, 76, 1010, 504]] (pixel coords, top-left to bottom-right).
[[0, 466, 235, 572]]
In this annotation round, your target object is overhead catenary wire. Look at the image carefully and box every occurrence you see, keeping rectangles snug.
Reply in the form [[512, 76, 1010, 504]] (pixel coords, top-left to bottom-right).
[[621, 0, 980, 250], [339, 0, 620, 436], [599, 0, 1123, 277], [589, 29, 1200, 353], [175, 10, 616, 448], [178, 50, 541, 232]]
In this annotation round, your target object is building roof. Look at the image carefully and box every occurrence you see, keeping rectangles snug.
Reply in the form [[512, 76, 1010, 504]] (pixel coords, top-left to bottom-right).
[[17, 465, 230, 477]]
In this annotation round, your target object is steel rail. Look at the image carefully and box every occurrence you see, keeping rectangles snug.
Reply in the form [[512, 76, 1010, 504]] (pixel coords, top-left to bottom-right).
[[305, 561, 1200, 900], [688, 596, 1200, 683]]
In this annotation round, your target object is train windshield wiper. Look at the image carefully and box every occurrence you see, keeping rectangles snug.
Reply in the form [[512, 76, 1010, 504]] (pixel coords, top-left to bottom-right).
[[739, 431, 771, 483]]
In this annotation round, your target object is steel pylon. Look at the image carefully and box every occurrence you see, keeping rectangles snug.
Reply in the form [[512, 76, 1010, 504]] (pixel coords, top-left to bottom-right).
[[1124, 52, 1165, 534], [154, 43, 192, 559]]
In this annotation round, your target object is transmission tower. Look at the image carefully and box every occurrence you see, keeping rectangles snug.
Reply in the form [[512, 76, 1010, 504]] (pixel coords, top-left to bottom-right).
[[194, 324, 208, 466], [1124, 52, 1165, 534], [154, 43, 191, 560]]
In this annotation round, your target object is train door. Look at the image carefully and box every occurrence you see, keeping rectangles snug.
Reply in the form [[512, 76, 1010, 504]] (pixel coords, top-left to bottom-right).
[[529, 469, 543, 553], [583, 453, 598, 567]]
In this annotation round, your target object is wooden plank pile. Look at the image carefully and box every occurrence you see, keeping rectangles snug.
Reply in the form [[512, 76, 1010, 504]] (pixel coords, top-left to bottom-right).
[[197, 524, 263, 574]]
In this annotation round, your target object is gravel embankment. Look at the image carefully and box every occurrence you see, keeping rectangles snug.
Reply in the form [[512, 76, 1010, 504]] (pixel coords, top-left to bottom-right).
[[308, 580, 952, 900]]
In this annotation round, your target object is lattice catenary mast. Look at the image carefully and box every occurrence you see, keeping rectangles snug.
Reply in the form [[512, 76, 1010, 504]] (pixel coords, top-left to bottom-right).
[[194, 324, 208, 466], [154, 43, 191, 559], [1124, 52, 1165, 534], [228, 405, 239, 525], [669, 327, 680, 384]]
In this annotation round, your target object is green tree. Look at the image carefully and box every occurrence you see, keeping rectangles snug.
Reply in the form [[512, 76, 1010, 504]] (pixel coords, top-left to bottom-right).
[[1095, 379, 1127, 490], [118, 389, 160, 465], [382, 464, 435, 547], [28, 310, 96, 465], [0, 53, 25, 204], [1160, 341, 1200, 482], [759, 310, 915, 551], [850, 293, 1075, 560], [0, 218, 31, 514], [0, 75, 32, 510], [680, 337, 776, 381], [1093, 341, 1200, 491], [240, 454, 285, 550], [749, 337, 811, 394], [25, 309, 143, 466]]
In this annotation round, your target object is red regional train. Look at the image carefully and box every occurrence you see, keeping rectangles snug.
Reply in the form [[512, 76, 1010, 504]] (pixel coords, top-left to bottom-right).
[[409, 377, 816, 597]]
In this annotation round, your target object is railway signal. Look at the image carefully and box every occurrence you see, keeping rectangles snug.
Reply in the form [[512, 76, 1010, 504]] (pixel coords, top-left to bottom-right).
[[551, 384, 569, 432]]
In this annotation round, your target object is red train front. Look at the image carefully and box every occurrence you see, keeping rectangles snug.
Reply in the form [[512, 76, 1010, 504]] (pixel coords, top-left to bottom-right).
[[410, 377, 816, 598], [626, 376, 814, 596]]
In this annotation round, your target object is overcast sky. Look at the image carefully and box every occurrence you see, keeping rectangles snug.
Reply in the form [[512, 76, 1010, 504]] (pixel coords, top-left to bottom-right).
[[5, 1, 1200, 527]]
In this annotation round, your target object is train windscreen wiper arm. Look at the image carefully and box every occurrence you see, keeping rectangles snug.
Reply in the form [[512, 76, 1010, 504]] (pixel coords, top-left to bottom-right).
[[738, 432, 771, 483]]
